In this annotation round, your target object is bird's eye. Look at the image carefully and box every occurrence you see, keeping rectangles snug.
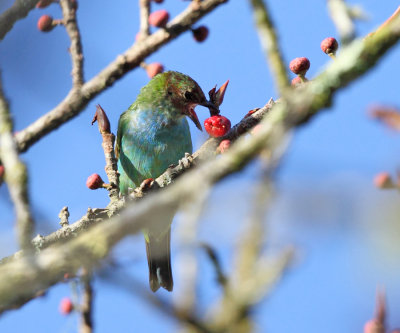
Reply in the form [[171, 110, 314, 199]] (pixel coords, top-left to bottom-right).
[[185, 91, 195, 101]]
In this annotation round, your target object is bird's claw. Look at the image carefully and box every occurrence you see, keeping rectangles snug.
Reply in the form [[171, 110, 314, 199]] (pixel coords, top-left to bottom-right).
[[127, 179, 155, 200], [139, 178, 154, 191], [178, 153, 194, 169]]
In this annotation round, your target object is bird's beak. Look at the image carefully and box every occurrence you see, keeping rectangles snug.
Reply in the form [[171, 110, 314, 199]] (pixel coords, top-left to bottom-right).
[[187, 107, 202, 131], [200, 100, 219, 115]]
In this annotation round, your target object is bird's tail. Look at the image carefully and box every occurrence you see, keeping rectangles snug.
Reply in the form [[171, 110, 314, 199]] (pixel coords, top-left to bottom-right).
[[145, 228, 173, 292]]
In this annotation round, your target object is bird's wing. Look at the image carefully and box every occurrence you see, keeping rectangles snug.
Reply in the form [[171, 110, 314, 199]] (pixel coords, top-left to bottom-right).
[[115, 110, 128, 160]]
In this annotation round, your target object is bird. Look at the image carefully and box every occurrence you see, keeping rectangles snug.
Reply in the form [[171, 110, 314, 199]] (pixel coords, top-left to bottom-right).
[[115, 71, 218, 292]]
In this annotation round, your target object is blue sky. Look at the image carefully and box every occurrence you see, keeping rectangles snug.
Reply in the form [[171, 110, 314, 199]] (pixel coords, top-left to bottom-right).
[[1, 0, 400, 332]]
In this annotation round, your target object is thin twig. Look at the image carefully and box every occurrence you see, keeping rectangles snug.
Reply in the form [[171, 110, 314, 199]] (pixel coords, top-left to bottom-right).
[[209, 161, 278, 332], [80, 270, 94, 333], [0, 74, 34, 250], [327, 0, 356, 45], [234, 168, 273, 286], [139, 0, 151, 39], [92, 105, 119, 201], [366, 5, 400, 38], [0, 0, 40, 41], [59, 0, 84, 87], [173, 184, 210, 314], [249, 0, 289, 95], [14, 0, 228, 153], [201, 243, 227, 287], [58, 206, 70, 228], [100, 268, 213, 333]]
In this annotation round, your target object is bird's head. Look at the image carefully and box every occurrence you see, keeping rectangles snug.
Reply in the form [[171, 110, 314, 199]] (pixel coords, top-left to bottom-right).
[[162, 71, 219, 131]]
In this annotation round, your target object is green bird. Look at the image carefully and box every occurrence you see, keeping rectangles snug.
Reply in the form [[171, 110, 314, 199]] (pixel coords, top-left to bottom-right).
[[116, 71, 217, 292]]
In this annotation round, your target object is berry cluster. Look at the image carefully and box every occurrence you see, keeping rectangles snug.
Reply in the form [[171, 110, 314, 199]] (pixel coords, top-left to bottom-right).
[[139, 3, 210, 78], [289, 37, 339, 87]]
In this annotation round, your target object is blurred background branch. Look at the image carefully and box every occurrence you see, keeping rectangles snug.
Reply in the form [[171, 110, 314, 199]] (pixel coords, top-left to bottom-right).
[[0, 73, 34, 250], [0, 0, 40, 40]]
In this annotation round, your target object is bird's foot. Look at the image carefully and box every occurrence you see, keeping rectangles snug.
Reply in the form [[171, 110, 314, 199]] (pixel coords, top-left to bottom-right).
[[130, 178, 154, 199], [139, 178, 154, 191], [178, 153, 194, 170]]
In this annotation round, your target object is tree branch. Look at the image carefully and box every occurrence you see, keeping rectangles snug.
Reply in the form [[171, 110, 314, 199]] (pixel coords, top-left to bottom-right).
[[0, 0, 40, 41], [327, 0, 356, 44], [139, 0, 150, 39], [249, 0, 289, 95], [0, 73, 34, 250], [0, 103, 271, 266], [92, 105, 119, 201], [59, 0, 84, 87], [80, 270, 94, 333]]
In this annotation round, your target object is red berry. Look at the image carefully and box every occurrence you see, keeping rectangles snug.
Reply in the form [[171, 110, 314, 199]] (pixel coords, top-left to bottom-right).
[[146, 62, 164, 78], [192, 26, 209, 42], [373, 172, 393, 189], [59, 298, 73, 315], [36, 0, 53, 8], [37, 15, 54, 32], [321, 37, 338, 55], [289, 57, 310, 76], [86, 173, 104, 190], [152, 0, 164, 3], [217, 139, 231, 153], [148, 10, 169, 28], [204, 115, 231, 137]]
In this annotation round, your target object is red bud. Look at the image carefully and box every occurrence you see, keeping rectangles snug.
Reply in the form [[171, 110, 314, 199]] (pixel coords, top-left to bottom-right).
[[146, 62, 164, 78], [149, 10, 169, 28], [192, 26, 209, 42], [216, 80, 229, 106], [289, 57, 310, 76], [59, 298, 73, 315], [208, 80, 229, 107], [0, 165, 4, 185], [86, 173, 104, 190], [217, 140, 231, 154], [92, 105, 111, 134], [373, 172, 393, 189], [37, 15, 54, 32], [321, 37, 339, 55]]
